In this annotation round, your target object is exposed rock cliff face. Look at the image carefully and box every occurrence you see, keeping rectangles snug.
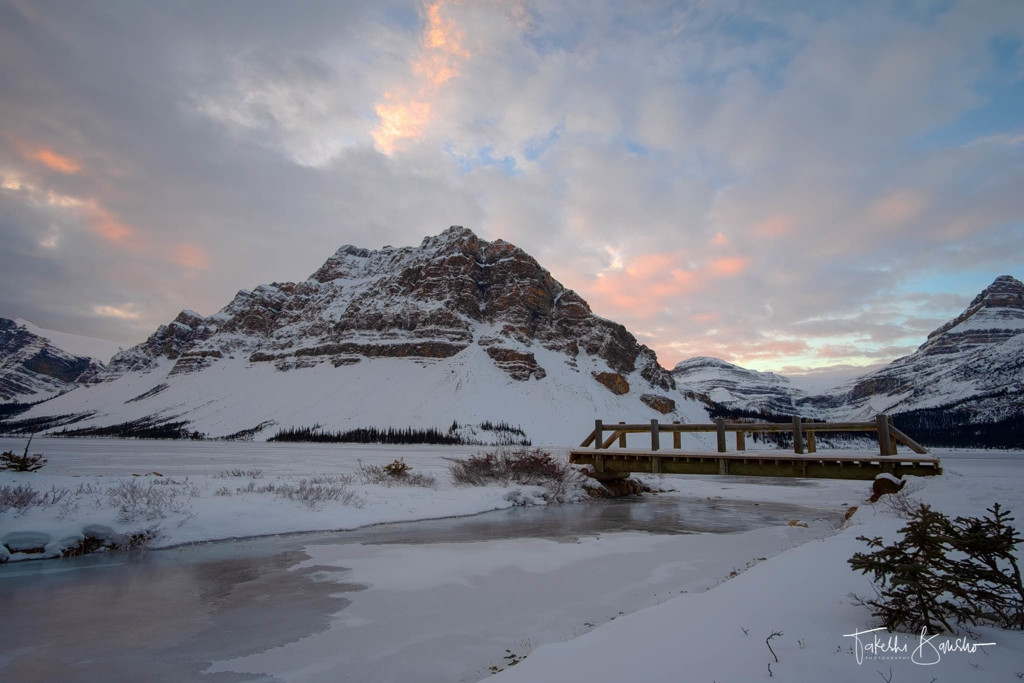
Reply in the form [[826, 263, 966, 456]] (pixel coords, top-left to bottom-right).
[[101, 226, 673, 393], [0, 319, 105, 403]]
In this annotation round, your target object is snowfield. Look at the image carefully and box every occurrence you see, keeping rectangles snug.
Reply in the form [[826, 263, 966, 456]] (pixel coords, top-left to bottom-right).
[[1, 438, 1022, 682]]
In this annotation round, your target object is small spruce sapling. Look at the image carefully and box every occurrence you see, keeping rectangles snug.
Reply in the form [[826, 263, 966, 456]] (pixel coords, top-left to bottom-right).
[[850, 502, 1024, 632]]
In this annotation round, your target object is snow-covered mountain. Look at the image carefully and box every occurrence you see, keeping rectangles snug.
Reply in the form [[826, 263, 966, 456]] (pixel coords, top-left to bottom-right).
[[670, 357, 809, 417], [0, 318, 110, 404], [818, 274, 1024, 424], [670, 275, 1023, 446], [4, 227, 709, 444]]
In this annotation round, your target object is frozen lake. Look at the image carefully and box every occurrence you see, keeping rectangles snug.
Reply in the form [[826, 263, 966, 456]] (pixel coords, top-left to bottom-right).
[[1, 491, 841, 682]]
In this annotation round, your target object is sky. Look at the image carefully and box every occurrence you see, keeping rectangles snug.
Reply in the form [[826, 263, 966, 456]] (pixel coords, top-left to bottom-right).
[[1, 0, 1022, 375]]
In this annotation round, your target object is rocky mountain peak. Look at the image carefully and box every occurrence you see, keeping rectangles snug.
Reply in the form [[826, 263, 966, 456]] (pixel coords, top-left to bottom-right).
[[971, 274, 1024, 304], [919, 274, 1024, 355], [0, 318, 105, 402], [98, 227, 676, 395]]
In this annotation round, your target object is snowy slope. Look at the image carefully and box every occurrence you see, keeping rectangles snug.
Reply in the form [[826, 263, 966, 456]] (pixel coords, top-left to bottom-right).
[[3, 227, 710, 445], [818, 275, 1024, 423], [669, 276, 1023, 434], [0, 318, 107, 404], [13, 318, 121, 364], [671, 356, 810, 416]]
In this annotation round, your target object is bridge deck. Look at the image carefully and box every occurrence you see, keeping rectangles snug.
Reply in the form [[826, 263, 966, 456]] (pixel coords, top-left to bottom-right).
[[569, 447, 942, 480]]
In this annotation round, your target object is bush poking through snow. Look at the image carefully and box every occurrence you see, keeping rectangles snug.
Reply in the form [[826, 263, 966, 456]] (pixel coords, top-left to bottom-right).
[[105, 479, 197, 523], [252, 477, 365, 509], [0, 483, 71, 513], [448, 448, 565, 486], [0, 437, 47, 472], [447, 448, 582, 502], [849, 502, 1024, 633], [384, 459, 412, 477], [357, 459, 437, 488]]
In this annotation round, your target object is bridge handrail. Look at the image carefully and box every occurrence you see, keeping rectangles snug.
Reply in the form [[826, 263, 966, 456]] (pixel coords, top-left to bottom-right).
[[579, 414, 928, 456]]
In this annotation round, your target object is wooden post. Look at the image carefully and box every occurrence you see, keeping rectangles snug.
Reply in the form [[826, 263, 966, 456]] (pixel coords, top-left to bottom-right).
[[888, 416, 897, 455], [718, 458, 728, 475], [651, 455, 661, 474], [716, 418, 727, 453], [807, 430, 817, 453], [672, 421, 681, 449], [618, 421, 627, 448], [651, 419, 660, 451], [793, 416, 804, 454], [876, 414, 892, 456], [736, 430, 746, 451], [594, 420, 604, 449]]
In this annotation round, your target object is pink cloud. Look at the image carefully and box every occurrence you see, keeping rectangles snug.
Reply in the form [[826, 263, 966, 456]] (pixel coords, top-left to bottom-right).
[[12, 138, 82, 174], [172, 243, 211, 270], [870, 189, 927, 226], [708, 256, 750, 277], [752, 215, 796, 238]]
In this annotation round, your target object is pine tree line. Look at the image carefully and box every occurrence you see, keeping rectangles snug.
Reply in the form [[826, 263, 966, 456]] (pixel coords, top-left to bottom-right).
[[269, 425, 466, 445]]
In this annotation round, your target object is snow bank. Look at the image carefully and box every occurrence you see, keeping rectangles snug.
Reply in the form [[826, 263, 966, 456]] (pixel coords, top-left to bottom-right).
[[492, 451, 1024, 682]]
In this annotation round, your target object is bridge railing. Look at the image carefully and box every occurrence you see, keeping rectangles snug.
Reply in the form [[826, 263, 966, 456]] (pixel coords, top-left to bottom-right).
[[578, 414, 928, 456]]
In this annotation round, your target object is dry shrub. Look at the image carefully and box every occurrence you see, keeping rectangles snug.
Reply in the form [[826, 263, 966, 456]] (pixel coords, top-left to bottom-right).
[[254, 477, 364, 509], [357, 460, 437, 488], [0, 484, 71, 513], [105, 479, 197, 523], [447, 448, 580, 501]]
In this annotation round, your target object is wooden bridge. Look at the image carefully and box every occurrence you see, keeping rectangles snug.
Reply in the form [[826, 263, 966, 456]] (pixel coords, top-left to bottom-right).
[[569, 414, 942, 481]]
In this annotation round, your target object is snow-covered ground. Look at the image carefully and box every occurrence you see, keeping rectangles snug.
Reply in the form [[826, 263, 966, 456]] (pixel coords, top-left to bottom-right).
[[494, 450, 1024, 683], [0, 438, 587, 558], [2, 439, 1022, 682]]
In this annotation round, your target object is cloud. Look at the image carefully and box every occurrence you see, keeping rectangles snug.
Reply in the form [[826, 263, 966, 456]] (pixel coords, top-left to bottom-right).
[[372, 0, 477, 154], [17, 144, 82, 174], [93, 304, 142, 320], [0, 0, 1019, 374], [171, 243, 211, 270]]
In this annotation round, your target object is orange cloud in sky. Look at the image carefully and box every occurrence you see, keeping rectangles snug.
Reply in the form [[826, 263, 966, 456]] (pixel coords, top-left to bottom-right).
[[172, 243, 211, 270], [870, 189, 927, 226], [708, 256, 750, 276], [753, 214, 795, 238], [373, 99, 433, 154], [625, 251, 679, 278], [583, 245, 756, 323], [588, 250, 700, 318], [13, 139, 82, 174], [28, 147, 82, 174], [88, 204, 138, 247], [372, 0, 472, 154], [691, 312, 719, 324], [416, 0, 469, 85]]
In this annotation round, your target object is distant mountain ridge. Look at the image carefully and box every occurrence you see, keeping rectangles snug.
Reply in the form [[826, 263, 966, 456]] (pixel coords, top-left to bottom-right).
[[820, 275, 1024, 422], [670, 357, 808, 417], [0, 318, 108, 404], [3, 227, 702, 444], [670, 275, 1024, 447], [4, 234, 1020, 448]]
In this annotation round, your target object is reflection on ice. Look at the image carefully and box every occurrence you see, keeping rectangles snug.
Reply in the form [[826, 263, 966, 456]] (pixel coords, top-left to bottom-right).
[[1, 495, 841, 682]]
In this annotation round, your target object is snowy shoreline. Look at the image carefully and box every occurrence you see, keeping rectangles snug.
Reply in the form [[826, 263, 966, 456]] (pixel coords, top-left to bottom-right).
[[3, 439, 1023, 682], [491, 450, 1024, 683]]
